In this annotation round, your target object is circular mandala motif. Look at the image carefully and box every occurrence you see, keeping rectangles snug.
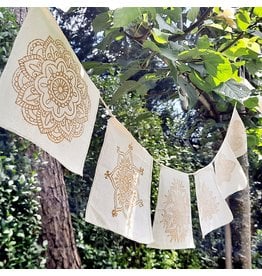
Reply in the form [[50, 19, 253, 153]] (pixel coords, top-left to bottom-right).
[[12, 36, 90, 143]]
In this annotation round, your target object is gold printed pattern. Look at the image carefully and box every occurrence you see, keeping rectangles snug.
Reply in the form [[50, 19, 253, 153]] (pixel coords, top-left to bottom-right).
[[105, 144, 144, 218], [160, 179, 189, 243], [198, 181, 219, 221], [12, 36, 90, 143], [216, 153, 236, 183], [228, 120, 245, 153]]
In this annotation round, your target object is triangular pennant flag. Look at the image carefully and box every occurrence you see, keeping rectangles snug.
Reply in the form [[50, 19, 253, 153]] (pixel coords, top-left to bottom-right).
[[148, 165, 195, 249], [195, 164, 233, 237], [225, 107, 247, 158], [85, 117, 153, 244], [214, 140, 248, 199], [0, 8, 100, 175]]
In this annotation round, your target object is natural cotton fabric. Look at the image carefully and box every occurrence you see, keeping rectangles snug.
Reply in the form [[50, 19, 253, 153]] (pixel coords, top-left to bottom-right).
[[85, 117, 154, 244], [195, 164, 233, 237], [225, 107, 247, 158], [148, 165, 195, 249], [0, 8, 100, 175], [214, 140, 248, 199]]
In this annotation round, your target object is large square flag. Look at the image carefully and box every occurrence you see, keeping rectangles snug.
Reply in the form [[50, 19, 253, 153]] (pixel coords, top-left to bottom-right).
[[0, 8, 100, 175]]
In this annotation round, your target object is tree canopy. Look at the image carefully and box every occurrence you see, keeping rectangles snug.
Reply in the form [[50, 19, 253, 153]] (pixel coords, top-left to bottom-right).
[[0, 6, 261, 269]]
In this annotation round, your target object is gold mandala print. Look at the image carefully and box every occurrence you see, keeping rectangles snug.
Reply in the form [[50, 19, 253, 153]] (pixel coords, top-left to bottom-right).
[[198, 181, 219, 222], [160, 179, 190, 243], [105, 144, 144, 218], [12, 36, 90, 143]]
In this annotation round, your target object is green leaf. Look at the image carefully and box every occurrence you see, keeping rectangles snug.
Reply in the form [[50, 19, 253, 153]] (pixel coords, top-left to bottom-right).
[[245, 39, 261, 54], [244, 97, 259, 109], [159, 48, 177, 62], [156, 14, 174, 33], [188, 63, 206, 77], [160, 7, 182, 22], [143, 40, 161, 53], [98, 28, 123, 50], [187, 7, 200, 22], [253, 7, 262, 17], [177, 76, 199, 108], [17, 232, 25, 238], [177, 63, 191, 73], [120, 61, 141, 82], [92, 12, 111, 33], [169, 61, 178, 84], [214, 79, 251, 101], [113, 8, 142, 28], [136, 84, 150, 96], [204, 22, 233, 33], [82, 61, 115, 75], [247, 135, 258, 148], [197, 35, 210, 49], [189, 71, 213, 92], [236, 10, 250, 31], [178, 48, 201, 61], [111, 80, 141, 103], [151, 28, 170, 44], [246, 58, 262, 75], [202, 52, 232, 82]]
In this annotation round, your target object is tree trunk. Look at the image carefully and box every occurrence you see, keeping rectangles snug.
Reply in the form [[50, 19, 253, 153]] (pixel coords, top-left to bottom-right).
[[11, 8, 82, 268], [230, 153, 252, 268], [38, 151, 81, 269], [225, 214, 232, 268]]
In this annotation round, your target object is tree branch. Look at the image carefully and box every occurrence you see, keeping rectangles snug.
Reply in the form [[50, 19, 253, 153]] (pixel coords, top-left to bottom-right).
[[219, 32, 244, 53], [168, 7, 213, 42]]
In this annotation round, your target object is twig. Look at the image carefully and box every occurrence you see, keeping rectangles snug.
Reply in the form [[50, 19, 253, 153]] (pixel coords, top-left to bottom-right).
[[220, 32, 244, 53], [168, 8, 213, 42]]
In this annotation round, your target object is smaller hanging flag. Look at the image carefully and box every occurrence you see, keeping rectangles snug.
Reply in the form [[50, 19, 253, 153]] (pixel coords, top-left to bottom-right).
[[225, 107, 247, 158], [0, 8, 100, 175], [195, 164, 233, 238], [214, 141, 248, 199], [148, 165, 195, 249], [85, 117, 153, 244]]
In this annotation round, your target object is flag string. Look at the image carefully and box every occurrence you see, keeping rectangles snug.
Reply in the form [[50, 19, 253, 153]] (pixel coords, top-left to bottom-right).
[[99, 96, 115, 118], [98, 95, 245, 179]]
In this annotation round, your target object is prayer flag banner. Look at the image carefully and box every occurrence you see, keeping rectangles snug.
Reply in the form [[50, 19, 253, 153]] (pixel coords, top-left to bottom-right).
[[0, 8, 100, 176], [214, 141, 248, 199], [148, 165, 195, 249], [85, 117, 154, 244], [225, 107, 247, 158], [195, 164, 233, 237]]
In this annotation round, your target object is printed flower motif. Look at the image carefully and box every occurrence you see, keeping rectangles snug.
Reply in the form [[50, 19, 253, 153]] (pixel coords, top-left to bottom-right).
[[12, 36, 90, 143], [160, 179, 190, 243], [198, 181, 219, 221], [105, 144, 144, 218]]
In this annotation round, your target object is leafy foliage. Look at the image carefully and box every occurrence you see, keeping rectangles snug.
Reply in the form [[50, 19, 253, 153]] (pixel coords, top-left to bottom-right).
[[65, 6, 262, 268], [0, 8, 18, 74], [0, 132, 46, 268], [0, 8, 46, 268], [0, 6, 261, 269]]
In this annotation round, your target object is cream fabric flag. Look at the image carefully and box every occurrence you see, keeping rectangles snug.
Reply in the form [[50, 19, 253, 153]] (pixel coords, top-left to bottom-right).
[[214, 140, 248, 199], [195, 164, 233, 237], [0, 8, 100, 176], [148, 165, 195, 249], [85, 117, 153, 244], [225, 107, 247, 158]]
